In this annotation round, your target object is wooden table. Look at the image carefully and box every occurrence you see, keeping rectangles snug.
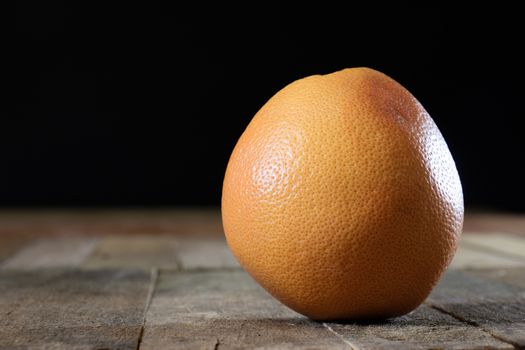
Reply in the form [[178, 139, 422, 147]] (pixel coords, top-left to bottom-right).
[[1, 210, 524, 350]]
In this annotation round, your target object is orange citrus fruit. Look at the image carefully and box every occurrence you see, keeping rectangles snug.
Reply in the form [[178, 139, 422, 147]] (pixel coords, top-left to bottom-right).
[[221, 67, 464, 320]]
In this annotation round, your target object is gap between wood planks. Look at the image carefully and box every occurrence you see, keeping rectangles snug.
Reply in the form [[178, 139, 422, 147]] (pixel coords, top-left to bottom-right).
[[2, 231, 524, 349], [136, 268, 159, 350], [91, 233, 523, 349], [322, 323, 358, 349], [133, 267, 519, 350]]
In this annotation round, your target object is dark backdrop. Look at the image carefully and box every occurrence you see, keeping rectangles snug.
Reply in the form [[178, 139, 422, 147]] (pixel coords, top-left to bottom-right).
[[8, 4, 524, 210]]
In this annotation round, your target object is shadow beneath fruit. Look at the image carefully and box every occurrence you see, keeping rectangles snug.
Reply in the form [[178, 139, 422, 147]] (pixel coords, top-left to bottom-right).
[[318, 317, 389, 326], [311, 305, 439, 326], [317, 300, 525, 328]]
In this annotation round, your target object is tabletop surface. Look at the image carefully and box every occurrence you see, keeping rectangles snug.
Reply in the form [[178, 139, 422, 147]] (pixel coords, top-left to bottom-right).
[[0, 210, 524, 350]]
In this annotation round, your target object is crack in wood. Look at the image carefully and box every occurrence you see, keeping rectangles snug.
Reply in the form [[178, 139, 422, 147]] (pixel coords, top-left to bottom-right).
[[322, 322, 358, 349], [428, 304, 521, 350], [136, 268, 159, 350]]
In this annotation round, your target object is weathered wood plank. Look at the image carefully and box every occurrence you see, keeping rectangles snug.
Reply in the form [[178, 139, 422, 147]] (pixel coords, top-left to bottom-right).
[[0, 234, 35, 264], [464, 213, 525, 235], [0, 209, 223, 235], [1, 237, 97, 270], [325, 305, 513, 350], [141, 270, 349, 349], [83, 236, 180, 269], [461, 233, 525, 260], [428, 269, 525, 348], [449, 243, 525, 269], [175, 236, 239, 270], [83, 235, 238, 270], [0, 211, 523, 349], [2, 210, 523, 236], [0, 268, 151, 350], [466, 267, 525, 289]]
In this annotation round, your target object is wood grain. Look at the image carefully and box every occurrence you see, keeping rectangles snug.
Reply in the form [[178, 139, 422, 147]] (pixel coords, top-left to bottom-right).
[[449, 243, 525, 269], [0, 209, 223, 236], [83, 235, 180, 269], [1, 211, 524, 349], [467, 267, 525, 289], [141, 270, 349, 349], [0, 233, 36, 264], [428, 269, 525, 349], [1, 237, 97, 270], [325, 305, 512, 350], [174, 236, 239, 270], [461, 233, 525, 260], [0, 269, 151, 350], [464, 213, 525, 235]]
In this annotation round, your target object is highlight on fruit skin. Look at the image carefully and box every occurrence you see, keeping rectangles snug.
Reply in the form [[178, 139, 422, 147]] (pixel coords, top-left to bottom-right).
[[221, 67, 464, 321]]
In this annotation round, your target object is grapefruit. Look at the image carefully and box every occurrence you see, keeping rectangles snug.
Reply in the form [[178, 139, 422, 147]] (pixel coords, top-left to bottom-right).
[[221, 67, 464, 320]]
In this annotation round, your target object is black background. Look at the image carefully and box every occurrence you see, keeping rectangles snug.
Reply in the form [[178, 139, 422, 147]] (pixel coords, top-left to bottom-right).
[[8, 4, 524, 210]]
